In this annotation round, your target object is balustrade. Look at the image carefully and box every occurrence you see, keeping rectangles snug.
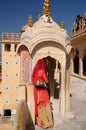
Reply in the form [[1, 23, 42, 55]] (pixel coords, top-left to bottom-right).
[[2, 32, 21, 41], [72, 14, 86, 37]]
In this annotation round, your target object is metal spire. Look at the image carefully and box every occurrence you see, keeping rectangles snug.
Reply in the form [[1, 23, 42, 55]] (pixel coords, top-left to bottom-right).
[[42, 0, 50, 15], [27, 15, 33, 27]]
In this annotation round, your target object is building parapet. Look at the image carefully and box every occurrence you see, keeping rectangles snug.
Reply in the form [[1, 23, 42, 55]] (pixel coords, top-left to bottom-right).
[[72, 14, 86, 37], [1, 32, 21, 42]]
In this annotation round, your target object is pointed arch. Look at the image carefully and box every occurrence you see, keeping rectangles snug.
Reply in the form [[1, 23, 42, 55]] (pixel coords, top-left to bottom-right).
[[17, 45, 32, 84]]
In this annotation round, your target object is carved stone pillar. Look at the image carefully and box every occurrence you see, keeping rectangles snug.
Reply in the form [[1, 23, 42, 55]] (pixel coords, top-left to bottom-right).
[[59, 68, 66, 117], [65, 54, 70, 113], [65, 69, 70, 112]]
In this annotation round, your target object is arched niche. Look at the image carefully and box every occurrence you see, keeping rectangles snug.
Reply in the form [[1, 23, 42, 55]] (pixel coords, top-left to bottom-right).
[[17, 45, 32, 84]]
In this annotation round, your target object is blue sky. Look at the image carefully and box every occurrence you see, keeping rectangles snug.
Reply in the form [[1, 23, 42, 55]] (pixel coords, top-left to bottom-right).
[[0, 0, 86, 40]]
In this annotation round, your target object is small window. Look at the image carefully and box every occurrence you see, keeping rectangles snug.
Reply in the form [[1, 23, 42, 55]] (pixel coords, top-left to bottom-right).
[[5, 61, 9, 66], [6, 61, 8, 64], [4, 109, 11, 116], [15, 85, 19, 90], [15, 61, 19, 65], [5, 86, 9, 91], [15, 73, 18, 77], [5, 100, 9, 105], [5, 44, 11, 52], [5, 73, 9, 78], [15, 98, 18, 103]]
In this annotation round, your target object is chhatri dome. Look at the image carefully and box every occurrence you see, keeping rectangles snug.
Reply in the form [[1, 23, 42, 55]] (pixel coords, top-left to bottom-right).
[[0, 1, 72, 127], [17, 0, 71, 120], [20, 0, 70, 50], [18, 0, 71, 119]]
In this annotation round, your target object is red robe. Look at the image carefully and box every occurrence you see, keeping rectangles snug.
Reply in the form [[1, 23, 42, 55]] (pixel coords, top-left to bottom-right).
[[34, 70, 49, 116], [31, 59, 53, 128]]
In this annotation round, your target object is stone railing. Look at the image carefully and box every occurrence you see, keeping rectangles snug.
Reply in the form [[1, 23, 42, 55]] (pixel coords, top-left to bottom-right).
[[72, 17, 86, 37], [2, 32, 21, 42]]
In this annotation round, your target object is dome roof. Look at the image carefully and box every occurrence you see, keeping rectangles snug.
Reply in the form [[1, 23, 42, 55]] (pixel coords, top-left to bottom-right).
[[21, 15, 70, 47], [21, 24, 29, 33]]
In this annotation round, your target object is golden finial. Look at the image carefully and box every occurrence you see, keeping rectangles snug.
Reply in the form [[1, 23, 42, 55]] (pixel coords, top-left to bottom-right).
[[42, 0, 50, 15], [38, 14, 40, 20], [60, 21, 65, 29], [27, 15, 33, 27], [48, 12, 50, 22]]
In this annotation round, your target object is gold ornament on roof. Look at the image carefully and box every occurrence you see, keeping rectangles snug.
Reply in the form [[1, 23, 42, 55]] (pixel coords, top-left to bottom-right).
[[48, 12, 50, 22], [38, 14, 40, 20], [42, 0, 50, 15], [60, 21, 65, 29], [27, 15, 33, 27]]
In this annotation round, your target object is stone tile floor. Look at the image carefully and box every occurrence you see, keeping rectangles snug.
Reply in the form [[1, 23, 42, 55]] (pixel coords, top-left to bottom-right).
[[28, 76, 86, 130]]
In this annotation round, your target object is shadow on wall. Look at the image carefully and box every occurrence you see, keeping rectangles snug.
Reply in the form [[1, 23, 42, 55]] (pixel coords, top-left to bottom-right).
[[14, 100, 35, 130], [26, 103, 35, 130]]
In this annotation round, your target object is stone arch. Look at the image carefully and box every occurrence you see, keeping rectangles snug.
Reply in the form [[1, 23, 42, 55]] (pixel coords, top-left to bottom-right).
[[43, 56, 61, 100], [70, 47, 75, 54], [17, 45, 32, 84], [17, 45, 29, 55], [31, 41, 67, 58], [31, 41, 66, 116], [83, 48, 86, 76]]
